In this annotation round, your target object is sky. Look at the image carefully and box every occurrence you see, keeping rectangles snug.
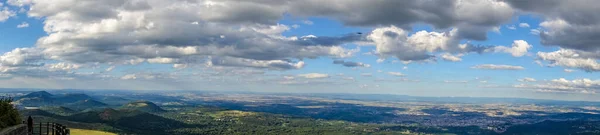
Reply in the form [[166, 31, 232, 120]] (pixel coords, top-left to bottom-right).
[[1, 0, 600, 101]]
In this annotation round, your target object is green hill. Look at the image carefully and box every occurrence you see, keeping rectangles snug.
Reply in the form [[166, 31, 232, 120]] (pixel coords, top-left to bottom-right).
[[66, 108, 185, 134], [121, 101, 165, 113], [55, 93, 94, 103], [14, 91, 100, 107], [14, 91, 56, 106], [18, 91, 53, 99], [20, 109, 60, 118], [98, 96, 131, 105], [40, 106, 77, 116], [67, 99, 108, 111]]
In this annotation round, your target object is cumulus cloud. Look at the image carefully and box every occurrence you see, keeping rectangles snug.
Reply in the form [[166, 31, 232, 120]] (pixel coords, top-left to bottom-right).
[[4, 0, 591, 90], [515, 78, 600, 94], [47, 63, 82, 71], [537, 49, 600, 72], [290, 0, 514, 40], [488, 40, 532, 57], [505, 0, 600, 51], [297, 73, 329, 79], [0, 0, 523, 76], [0, 5, 15, 22], [501, 1, 600, 72], [367, 26, 487, 61], [6, 0, 367, 72], [471, 64, 525, 70], [0, 48, 44, 67], [333, 60, 370, 68]]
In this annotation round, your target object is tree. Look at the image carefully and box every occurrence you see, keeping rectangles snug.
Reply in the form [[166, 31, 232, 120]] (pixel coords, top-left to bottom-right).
[[0, 97, 22, 129]]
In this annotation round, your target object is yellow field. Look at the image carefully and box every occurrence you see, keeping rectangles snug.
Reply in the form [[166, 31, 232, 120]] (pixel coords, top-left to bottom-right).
[[70, 128, 116, 135]]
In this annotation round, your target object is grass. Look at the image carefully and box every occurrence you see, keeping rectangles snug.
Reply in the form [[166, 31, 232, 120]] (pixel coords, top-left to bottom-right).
[[70, 128, 116, 135]]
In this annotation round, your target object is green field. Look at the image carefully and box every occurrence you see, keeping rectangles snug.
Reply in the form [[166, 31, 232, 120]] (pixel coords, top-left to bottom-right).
[[70, 129, 116, 135]]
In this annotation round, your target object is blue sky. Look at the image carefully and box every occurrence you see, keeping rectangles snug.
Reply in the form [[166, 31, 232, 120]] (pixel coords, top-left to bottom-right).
[[1, 0, 600, 101]]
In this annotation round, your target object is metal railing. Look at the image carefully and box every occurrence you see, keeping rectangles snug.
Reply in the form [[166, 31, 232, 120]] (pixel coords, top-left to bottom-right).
[[0, 124, 27, 135], [30, 122, 69, 135]]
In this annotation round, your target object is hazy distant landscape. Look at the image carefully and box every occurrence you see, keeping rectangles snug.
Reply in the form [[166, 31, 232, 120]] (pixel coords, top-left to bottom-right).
[[3, 89, 600, 135]]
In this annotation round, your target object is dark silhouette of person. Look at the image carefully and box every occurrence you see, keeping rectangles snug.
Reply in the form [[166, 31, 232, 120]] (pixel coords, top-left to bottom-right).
[[27, 116, 33, 133]]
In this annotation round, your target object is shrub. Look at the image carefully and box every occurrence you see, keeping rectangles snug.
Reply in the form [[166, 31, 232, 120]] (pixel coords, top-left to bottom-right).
[[0, 97, 22, 129]]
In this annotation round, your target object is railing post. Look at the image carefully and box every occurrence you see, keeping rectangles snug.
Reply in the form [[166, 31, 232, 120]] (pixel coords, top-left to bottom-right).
[[58, 125, 62, 135], [39, 122, 42, 135], [46, 122, 50, 135], [51, 123, 55, 135], [55, 125, 60, 135], [66, 128, 70, 135]]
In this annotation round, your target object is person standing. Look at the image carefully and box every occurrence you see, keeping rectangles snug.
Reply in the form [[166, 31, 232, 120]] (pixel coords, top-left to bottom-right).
[[27, 116, 33, 134]]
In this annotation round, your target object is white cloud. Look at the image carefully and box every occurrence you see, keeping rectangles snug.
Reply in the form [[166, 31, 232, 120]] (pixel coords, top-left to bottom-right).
[[471, 64, 525, 70], [147, 57, 178, 64], [530, 29, 540, 35], [6, 0, 596, 91], [506, 25, 516, 30], [518, 23, 530, 28], [517, 77, 537, 82], [173, 64, 187, 69], [0, 6, 15, 22], [7, 0, 32, 7], [440, 53, 463, 62], [387, 72, 405, 77], [302, 20, 313, 25], [16, 22, 29, 28], [488, 40, 532, 57], [297, 73, 329, 79], [121, 74, 137, 80], [283, 76, 295, 80], [537, 49, 600, 72], [360, 73, 372, 77], [564, 69, 575, 73], [105, 66, 116, 72], [0, 48, 44, 67], [515, 78, 600, 94], [368, 26, 488, 62], [47, 63, 82, 71], [444, 80, 468, 83], [9, 0, 367, 72], [207, 57, 305, 70]]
